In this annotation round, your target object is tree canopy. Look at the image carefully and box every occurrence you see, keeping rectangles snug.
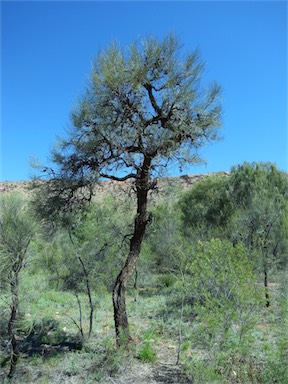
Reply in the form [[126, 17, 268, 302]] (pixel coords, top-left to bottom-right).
[[35, 35, 221, 208]]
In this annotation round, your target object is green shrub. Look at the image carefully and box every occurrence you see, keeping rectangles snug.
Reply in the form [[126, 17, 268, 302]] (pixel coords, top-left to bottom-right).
[[181, 239, 263, 382], [262, 340, 288, 384], [157, 274, 177, 288], [261, 273, 288, 383], [138, 329, 157, 363], [138, 342, 157, 363]]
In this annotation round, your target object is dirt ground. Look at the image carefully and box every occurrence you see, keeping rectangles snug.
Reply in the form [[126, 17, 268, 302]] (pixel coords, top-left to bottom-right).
[[98, 343, 193, 384]]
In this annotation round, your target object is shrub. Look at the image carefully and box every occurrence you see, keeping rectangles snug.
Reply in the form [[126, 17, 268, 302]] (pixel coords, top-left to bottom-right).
[[157, 274, 177, 288], [138, 342, 157, 363]]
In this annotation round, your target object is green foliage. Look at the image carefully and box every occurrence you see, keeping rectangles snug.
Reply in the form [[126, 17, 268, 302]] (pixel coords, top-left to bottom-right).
[[185, 359, 223, 383], [229, 162, 288, 256], [31, 33, 223, 349], [0, 193, 37, 378], [145, 201, 183, 273], [32, 34, 222, 223], [262, 336, 288, 383], [179, 163, 288, 259], [187, 239, 259, 347], [33, 197, 130, 293], [28, 196, 133, 341], [145, 234, 267, 382], [191, 239, 256, 306], [0, 193, 36, 285], [71, 33, 222, 173], [227, 163, 288, 307], [175, 242, 287, 384], [174, 239, 263, 383], [179, 174, 232, 238], [1, 162, 287, 382], [157, 274, 177, 288], [261, 270, 288, 383], [179, 162, 288, 309], [230, 162, 288, 207], [138, 342, 157, 363], [138, 330, 157, 363], [23, 317, 82, 347]]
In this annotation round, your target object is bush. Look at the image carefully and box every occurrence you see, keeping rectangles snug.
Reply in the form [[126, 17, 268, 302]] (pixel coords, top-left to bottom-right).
[[138, 342, 157, 363], [157, 274, 177, 288], [181, 239, 262, 381], [261, 271, 288, 383], [138, 329, 157, 363]]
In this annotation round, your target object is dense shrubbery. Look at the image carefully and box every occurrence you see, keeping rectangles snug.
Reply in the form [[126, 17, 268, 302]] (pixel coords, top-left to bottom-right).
[[0, 162, 287, 382], [148, 162, 288, 383]]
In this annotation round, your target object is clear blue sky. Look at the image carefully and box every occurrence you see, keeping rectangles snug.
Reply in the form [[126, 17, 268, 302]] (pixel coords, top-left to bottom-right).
[[1, 0, 287, 181]]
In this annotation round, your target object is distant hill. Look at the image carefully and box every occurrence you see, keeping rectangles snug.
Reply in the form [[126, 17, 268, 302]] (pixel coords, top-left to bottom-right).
[[0, 172, 229, 201]]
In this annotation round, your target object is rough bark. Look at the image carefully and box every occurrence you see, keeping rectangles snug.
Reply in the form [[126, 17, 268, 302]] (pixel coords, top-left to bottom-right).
[[112, 156, 152, 347], [7, 273, 20, 379]]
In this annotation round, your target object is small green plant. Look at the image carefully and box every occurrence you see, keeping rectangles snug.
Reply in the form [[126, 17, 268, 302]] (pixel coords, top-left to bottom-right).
[[138, 341, 157, 363], [138, 329, 157, 363]]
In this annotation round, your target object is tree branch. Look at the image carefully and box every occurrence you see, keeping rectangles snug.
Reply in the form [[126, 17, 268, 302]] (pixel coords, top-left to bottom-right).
[[144, 83, 162, 115], [100, 173, 137, 182]]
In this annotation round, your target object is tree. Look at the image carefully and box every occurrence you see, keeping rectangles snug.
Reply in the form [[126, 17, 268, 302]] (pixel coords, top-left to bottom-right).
[[0, 194, 36, 378], [229, 162, 288, 307], [179, 162, 288, 307], [178, 173, 232, 239], [33, 196, 129, 340], [33, 34, 222, 346]]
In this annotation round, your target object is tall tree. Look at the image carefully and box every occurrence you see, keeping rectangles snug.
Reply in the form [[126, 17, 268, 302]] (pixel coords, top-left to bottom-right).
[[33, 35, 222, 346]]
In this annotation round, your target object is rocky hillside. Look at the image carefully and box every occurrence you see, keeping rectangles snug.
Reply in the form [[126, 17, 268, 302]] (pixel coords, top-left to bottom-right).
[[0, 172, 228, 201]]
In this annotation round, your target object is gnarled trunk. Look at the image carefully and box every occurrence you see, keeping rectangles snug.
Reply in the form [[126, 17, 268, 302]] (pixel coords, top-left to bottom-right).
[[112, 156, 152, 347]]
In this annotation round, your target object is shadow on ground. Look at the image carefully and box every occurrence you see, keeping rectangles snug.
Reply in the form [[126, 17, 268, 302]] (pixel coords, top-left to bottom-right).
[[153, 364, 193, 384], [0, 317, 82, 369]]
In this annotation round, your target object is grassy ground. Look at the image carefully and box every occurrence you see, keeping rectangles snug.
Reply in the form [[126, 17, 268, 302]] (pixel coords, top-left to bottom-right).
[[0, 270, 287, 383], [0, 271, 183, 383]]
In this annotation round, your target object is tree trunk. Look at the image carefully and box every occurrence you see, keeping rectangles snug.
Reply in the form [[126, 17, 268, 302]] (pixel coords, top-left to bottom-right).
[[262, 249, 270, 308], [7, 272, 20, 379], [112, 156, 152, 347], [78, 255, 94, 339], [68, 232, 94, 339], [264, 267, 270, 308]]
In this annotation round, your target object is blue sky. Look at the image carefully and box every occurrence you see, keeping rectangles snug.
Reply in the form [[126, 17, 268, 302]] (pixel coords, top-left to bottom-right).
[[1, 0, 287, 181]]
